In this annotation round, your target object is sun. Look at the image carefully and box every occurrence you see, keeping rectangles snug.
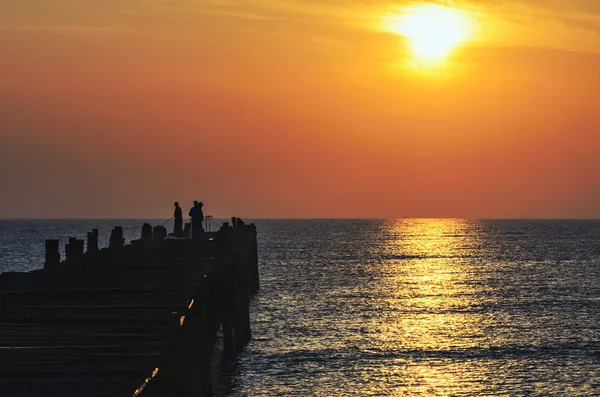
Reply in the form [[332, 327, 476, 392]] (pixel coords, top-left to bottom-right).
[[384, 4, 472, 60]]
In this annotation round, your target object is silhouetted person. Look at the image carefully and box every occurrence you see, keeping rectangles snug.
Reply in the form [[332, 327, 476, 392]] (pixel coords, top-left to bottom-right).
[[173, 202, 183, 235], [189, 201, 200, 233], [197, 202, 204, 233]]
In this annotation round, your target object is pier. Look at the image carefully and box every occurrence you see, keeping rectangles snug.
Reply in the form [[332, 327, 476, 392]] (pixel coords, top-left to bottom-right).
[[0, 219, 259, 397]]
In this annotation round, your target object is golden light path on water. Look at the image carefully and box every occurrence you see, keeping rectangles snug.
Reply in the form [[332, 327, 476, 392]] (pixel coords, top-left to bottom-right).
[[242, 219, 497, 395], [363, 219, 489, 394]]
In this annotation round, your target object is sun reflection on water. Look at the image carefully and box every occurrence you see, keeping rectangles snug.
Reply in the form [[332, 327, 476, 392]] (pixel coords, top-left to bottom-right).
[[362, 219, 490, 393]]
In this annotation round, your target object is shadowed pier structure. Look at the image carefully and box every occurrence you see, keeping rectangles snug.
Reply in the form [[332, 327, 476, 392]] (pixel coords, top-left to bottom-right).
[[0, 219, 259, 397]]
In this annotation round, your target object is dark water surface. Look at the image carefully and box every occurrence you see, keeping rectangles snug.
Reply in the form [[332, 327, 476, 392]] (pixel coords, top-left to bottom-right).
[[1, 219, 600, 395]]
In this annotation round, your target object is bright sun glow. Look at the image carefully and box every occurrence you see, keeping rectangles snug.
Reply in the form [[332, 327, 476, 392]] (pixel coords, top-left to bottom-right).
[[384, 4, 472, 60]]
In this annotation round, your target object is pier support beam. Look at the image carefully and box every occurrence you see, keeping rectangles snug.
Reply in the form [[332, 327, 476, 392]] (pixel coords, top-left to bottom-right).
[[87, 229, 99, 253], [44, 239, 60, 269], [221, 300, 235, 355], [153, 226, 167, 241], [109, 227, 125, 249], [66, 238, 84, 263], [141, 223, 153, 240]]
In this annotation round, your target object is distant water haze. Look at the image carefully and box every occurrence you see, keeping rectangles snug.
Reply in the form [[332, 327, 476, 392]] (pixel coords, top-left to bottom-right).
[[1, 219, 599, 395]]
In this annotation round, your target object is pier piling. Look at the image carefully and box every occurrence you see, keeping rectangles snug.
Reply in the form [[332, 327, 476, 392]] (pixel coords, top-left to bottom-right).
[[44, 239, 60, 268], [109, 226, 125, 249], [87, 228, 99, 253], [65, 237, 84, 263]]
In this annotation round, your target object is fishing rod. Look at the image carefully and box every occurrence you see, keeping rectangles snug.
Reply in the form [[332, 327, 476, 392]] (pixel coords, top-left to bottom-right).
[[158, 217, 174, 226]]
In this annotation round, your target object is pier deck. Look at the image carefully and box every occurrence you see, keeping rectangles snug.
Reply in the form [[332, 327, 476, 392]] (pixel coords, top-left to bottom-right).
[[0, 220, 259, 397]]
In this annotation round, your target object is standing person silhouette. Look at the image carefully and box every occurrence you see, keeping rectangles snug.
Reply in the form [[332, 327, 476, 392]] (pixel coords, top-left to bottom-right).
[[189, 201, 199, 234], [173, 202, 183, 235], [197, 202, 204, 233]]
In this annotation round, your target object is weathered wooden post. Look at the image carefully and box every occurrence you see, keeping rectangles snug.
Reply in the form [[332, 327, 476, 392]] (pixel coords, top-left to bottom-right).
[[66, 237, 84, 263], [66, 237, 74, 260], [44, 239, 60, 269], [230, 261, 246, 352], [176, 311, 213, 397], [153, 226, 167, 240], [221, 300, 235, 354], [141, 223, 152, 240], [239, 225, 254, 343], [87, 229, 99, 253], [109, 226, 124, 249], [219, 221, 253, 351], [239, 224, 254, 344], [250, 224, 259, 294], [214, 222, 236, 354], [86, 232, 92, 252]]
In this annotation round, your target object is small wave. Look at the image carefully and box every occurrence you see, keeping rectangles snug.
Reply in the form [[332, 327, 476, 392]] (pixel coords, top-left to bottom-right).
[[387, 254, 475, 260], [260, 343, 600, 363]]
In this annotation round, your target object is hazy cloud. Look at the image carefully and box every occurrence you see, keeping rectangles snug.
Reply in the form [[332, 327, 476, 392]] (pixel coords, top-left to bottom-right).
[[0, 24, 141, 35]]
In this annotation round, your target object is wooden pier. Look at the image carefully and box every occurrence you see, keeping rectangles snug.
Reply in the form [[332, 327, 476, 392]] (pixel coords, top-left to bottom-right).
[[0, 219, 259, 397]]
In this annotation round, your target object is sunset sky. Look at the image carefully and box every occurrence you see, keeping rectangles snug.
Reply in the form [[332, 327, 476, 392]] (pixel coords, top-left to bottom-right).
[[1, 0, 599, 218]]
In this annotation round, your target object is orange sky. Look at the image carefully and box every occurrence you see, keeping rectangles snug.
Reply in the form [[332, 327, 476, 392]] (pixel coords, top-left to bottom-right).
[[1, 0, 599, 218]]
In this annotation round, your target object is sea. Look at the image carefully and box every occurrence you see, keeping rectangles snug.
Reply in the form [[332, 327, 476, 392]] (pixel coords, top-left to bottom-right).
[[1, 219, 600, 396]]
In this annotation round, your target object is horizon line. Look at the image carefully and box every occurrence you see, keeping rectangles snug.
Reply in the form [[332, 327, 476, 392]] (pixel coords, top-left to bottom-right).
[[2, 217, 600, 221]]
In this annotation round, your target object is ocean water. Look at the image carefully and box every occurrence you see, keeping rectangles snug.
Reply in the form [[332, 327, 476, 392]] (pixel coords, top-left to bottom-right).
[[1, 219, 600, 396]]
